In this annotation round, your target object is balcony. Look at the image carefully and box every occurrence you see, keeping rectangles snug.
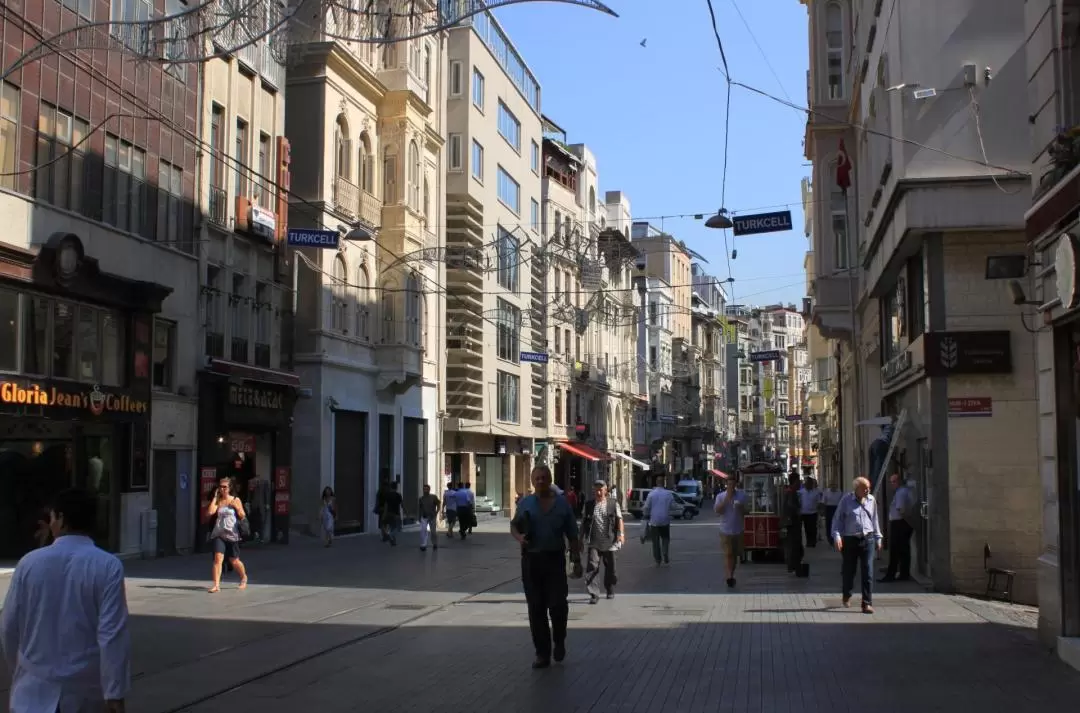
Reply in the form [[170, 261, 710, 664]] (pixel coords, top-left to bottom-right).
[[808, 271, 856, 340], [375, 319, 423, 394], [574, 360, 609, 390], [209, 186, 228, 227]]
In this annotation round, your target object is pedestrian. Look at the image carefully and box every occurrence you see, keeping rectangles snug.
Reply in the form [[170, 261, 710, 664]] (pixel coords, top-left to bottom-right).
[[782, 471, 804, 573], [374, 479, 390, 542], [880, 472, 915, 582], [822, 482, 843, 547], [511, 465, 581, 669], [456, 481, 476, 539], [642, 477, 675, 566], [831, 476, 883, 614], [714, 474, 749, 588], [1, 487, 130, 712], [565, 487, 579, 518], [206, 476, 249, 592], [320, 486, 336, 547], [443, 482, 458, 539], [418, 484, 440, 552], [382, 481, 404, 546], [581, 480, 624, 604], [799, 477, 822, 547]]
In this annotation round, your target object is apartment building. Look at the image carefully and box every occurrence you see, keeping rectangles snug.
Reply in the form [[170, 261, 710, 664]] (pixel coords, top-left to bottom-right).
[[725, 304, 759, 468], [802, 0, 1039, 601], [195, 2, 295, 547], [1023, 0, 1080, 668], [0, 0, 200, 558], [441, 9, 541, 509], [762, 305, 804, 469], [283, 5, 445, 531], [643, 277, 675, 482], [801, 177, 832, 485], [690, 264, 728, 477]]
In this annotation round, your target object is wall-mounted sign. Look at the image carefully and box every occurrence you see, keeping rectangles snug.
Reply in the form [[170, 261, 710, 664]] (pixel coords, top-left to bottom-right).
[[948, 397, 992, 417], [749, 350, 783, 363], [923, 331, 1012, 377], [520, 351, 549, 364], [0, 381, 148, 416], [228, 433, 256, 454], [228, 384, 284, 410], [881, 350, 914, 384], [1055, 233, 1080, 310], [732, 210, 793, 237], [287, 229, 340, 249]]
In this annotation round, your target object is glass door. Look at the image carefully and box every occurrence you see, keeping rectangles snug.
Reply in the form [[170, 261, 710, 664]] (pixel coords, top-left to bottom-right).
[[915, 438, 931, 578]]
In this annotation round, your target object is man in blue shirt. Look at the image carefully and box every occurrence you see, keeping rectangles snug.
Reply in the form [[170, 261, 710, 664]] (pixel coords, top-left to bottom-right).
[[511, 465, 581, 669], [714, 475, 749, 588], [830, 476, 883, 613]]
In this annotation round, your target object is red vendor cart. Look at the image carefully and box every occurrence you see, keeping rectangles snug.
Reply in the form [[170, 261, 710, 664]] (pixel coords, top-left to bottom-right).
[[739, 461, 786, 561]]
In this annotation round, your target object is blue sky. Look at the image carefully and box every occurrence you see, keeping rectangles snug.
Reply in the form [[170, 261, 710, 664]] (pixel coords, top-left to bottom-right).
[[493, 0, 811, 307]]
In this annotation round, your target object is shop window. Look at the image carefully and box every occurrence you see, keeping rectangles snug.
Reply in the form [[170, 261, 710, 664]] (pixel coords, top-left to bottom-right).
[[153, 319, 175, 390], [101, 311, 125, 387], [77, 306, 100, 381], [53, 302, 76, 379], [0, 289, 16, 371]]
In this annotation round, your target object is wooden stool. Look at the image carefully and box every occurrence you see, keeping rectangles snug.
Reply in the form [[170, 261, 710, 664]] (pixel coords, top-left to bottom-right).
[[984, 543, 1015, 604]]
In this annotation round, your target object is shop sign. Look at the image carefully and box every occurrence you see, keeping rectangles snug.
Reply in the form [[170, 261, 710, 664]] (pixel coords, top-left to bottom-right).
[[948, 397, 993, 418], [228, 384, 284, 410], [881, 350, 913, 385], [200, 467, 218, 496], [923, 331, 1012, 377], [274, 466, 290, 491], [0, 381, 148, 416], [228, 433, 256, 453]]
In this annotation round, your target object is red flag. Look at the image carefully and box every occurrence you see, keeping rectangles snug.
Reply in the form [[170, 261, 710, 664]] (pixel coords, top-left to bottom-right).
[[836, 139, 853, 191]]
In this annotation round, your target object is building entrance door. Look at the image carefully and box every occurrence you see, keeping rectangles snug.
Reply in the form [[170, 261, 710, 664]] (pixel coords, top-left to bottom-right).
[[153, 449, 178, 556]]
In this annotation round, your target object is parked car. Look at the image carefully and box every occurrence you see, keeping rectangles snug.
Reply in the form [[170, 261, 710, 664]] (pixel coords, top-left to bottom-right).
[[474, 496, 500, 515], [672, 493, 699, 520], [627, 489, 698, 520], [627, 488, 651, 519], [676, 480, 704, 508]]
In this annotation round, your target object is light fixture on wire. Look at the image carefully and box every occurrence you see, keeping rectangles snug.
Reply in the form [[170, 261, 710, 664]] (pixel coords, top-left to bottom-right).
[[704, 209, 733, 230]]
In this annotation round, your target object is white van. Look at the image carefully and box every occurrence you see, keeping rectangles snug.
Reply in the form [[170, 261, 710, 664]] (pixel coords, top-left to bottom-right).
[[676, 480, 704, 508]]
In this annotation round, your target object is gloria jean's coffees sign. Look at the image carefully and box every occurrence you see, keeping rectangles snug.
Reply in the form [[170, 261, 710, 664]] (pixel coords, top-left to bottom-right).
[[0, 381, 148, 417]]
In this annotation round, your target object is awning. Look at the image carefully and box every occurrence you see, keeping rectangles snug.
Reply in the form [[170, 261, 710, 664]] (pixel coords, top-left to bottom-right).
[[558, 441, 607, 461], [206, 358, 301, 387], [709, 469, 730, 479], [610, 451, 649, 470]]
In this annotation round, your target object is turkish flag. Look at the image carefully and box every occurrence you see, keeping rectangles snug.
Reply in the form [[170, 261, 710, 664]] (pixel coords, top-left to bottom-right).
[[836, 139, 853, 191]]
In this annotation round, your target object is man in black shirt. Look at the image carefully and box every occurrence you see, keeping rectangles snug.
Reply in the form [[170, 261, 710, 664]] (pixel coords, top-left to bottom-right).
[[382, 482, 404, 546]]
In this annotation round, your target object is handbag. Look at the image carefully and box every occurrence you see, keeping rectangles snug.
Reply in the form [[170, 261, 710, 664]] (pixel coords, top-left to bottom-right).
[[238, 517, 251, 539]]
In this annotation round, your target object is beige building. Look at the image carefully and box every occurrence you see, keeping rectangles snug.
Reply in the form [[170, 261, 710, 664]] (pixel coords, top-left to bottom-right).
[[1023, 0, 1080, 669], [284, 5, 446, 531], [441, 9, 542, 508], [802, 0, 1039, 601], [801, 177, 834, 485]]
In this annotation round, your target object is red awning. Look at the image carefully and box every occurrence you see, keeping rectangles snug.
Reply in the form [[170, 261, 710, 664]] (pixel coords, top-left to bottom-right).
[[709, 469, 730, 479], [206, 358, 301, 387], [558, 441, 607, 462]]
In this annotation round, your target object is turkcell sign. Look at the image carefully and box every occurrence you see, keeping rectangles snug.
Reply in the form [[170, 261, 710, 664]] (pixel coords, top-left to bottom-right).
[[287, 229, 340, 249], [520, 352, 549, 364], [732, 210, 794, 237], [749, 350, 783, 363]]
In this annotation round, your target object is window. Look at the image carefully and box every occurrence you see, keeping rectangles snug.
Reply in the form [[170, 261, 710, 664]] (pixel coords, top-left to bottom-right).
[[831, 186, 849, 269], [448, 134, 463, 171], [496, 227, 519, 292], [497, 101, 521, 151], [383, 146, 397, 203], [449, 60, 463, 96], [255, 281, 273, 364], [0, 82, 18, 191], [825, 2, 844, 100], [530, 199, 539, 233], [0, 290, 14, 371], [334, 115, 350, 179], [358, 133, 374, 193], [423, 45, 432, 104], [406, 274, 423, 347], [496, 298, 520, 362], [62, 0, 94, 19], [110, 0, 151, 52], [205, 265, 224, 357], [423, 179, 430, 228], [256, 133, 272, 209], [496, 166, 519, 214], [152, 319, 175, 390], [531, 139, 540, 174], [354, 267, 370, 340], [235, 118, 249, 197], [408, 140, 421, 210], [103, 134, 149, 238], [331, 255, 348, 332], [497, 370, 519, 423], [36, 104, 91, 216], [554, 390, 562, 425], [472, 68, 485, 110], [230, 273, 248, 362], [156, 160, 184, 249], [471, 140, 483, 182], [10, 292, 124, 384], [209, 104, 226, 190]]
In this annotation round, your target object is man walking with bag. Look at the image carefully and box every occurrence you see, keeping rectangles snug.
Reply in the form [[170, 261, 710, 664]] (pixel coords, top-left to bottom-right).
[[581, 480, 624, 604], [511, 466, 581, 669]]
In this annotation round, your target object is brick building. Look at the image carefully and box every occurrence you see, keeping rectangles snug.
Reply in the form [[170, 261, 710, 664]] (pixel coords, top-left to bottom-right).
[[0, 0, 200, 557], [800, 0, 1039, 601]]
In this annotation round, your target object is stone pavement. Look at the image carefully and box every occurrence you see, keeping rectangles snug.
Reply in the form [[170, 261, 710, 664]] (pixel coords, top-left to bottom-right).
[[4, 515, 1080, 713]]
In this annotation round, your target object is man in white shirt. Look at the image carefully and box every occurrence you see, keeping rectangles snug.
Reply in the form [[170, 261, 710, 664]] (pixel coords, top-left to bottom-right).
[[714, 475, 749, 588], [822, 483, 844, 548], [642, 479, 675, 566], [1, 488, 130, 712], [456, 482, 476, 539], [442, 483, 458, 539], [880, 472, 916, 582], [798, 477, 824, 547]]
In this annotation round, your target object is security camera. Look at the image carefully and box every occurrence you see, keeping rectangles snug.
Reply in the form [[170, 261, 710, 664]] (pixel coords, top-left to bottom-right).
[[1008, 279, 1028, 306]]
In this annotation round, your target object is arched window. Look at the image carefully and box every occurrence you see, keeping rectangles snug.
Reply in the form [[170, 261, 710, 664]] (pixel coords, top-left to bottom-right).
[[358, 132, 374, 194], [355, 265, 370, 340], [422, 178, 430, 229], [405, 273, 422, 347], [825, 2, 844, 100], [383, 145, 397, 203], [332, 255, 348, 332], [408, 141, 421, 210], [334, 115, 350, 179]]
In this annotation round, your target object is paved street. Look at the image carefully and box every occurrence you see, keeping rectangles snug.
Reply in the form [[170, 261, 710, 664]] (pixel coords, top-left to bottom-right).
[[2, 513, 1080, 712]]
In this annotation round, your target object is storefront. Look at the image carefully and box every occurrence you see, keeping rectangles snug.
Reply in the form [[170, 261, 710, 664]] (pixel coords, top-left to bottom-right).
[[196, 358, 297, 548], [0, 235, 167, 558]]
